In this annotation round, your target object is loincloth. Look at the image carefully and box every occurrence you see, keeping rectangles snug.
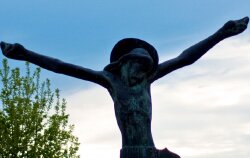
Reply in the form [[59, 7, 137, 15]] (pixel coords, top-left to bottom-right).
[[120, 146, 180, 158]]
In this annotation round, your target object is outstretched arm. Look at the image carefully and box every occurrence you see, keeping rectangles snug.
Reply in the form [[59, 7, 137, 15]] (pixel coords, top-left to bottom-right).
[[0, 42, 111, 88], [151, 17, 249, 82]]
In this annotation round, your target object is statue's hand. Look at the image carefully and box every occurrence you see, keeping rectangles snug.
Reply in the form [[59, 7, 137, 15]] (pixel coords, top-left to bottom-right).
[[0, 42, 27, 60], [219, 16, 249, 38]]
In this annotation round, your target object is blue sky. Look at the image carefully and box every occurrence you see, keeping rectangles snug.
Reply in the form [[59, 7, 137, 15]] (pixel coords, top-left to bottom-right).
[[1, 0, 249, 91], [1, 1, 250, 157]]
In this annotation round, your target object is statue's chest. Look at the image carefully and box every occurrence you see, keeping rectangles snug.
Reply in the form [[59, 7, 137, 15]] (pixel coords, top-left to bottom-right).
[[112, 85, 152, 115]]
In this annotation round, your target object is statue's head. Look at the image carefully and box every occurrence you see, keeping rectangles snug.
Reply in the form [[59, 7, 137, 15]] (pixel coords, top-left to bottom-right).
[[104, 38, 158, 76]]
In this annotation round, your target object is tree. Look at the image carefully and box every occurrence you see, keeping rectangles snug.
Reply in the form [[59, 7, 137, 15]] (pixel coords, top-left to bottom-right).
[[0, 59, 80, 158]]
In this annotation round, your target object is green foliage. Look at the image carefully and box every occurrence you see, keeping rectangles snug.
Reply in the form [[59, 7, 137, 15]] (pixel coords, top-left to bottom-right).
[[0, 59, 80, 158]]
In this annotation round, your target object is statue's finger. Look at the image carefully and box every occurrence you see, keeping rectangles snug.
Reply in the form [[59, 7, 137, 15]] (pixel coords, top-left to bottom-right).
[[4, 43, 12, 52], [0, 41, 6, 51], [242, 16, 249, 24]]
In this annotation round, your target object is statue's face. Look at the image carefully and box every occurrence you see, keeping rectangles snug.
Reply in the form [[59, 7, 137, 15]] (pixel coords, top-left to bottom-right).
[[120, 49, 153, 86]]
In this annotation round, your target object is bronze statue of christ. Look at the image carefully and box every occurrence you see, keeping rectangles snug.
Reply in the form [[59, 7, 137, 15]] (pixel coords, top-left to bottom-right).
[[1, 17, 248, 158]]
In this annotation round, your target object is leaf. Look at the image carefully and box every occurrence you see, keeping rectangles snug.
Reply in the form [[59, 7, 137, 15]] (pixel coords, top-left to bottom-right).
[[0, 59, 80, 157]]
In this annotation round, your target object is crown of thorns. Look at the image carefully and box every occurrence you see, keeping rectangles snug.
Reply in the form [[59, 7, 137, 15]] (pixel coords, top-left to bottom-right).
[[104, 38, 159, 73]]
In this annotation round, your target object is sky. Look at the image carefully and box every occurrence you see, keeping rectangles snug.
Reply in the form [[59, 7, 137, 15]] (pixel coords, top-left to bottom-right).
[[0, 1, 250, 157]]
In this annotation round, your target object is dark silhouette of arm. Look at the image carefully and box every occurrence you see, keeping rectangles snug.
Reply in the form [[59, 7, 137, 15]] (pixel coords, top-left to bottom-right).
[[0, 42, 111, 88], [151, 17, 249, 82]]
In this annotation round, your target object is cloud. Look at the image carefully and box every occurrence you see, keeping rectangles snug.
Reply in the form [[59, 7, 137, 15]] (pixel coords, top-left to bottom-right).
[[65, 36, 250, 158], [151, 36, 250, 157], [65, 87, 121, 157]]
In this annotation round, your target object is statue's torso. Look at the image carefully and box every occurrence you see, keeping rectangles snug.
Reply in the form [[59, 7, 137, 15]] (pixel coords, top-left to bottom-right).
[[109, 78, 155, 147]]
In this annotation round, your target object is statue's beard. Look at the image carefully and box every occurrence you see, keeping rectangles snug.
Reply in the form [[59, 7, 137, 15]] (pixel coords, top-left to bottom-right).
[[127, 74, 145, 86], [128, 77, 138, 86]]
